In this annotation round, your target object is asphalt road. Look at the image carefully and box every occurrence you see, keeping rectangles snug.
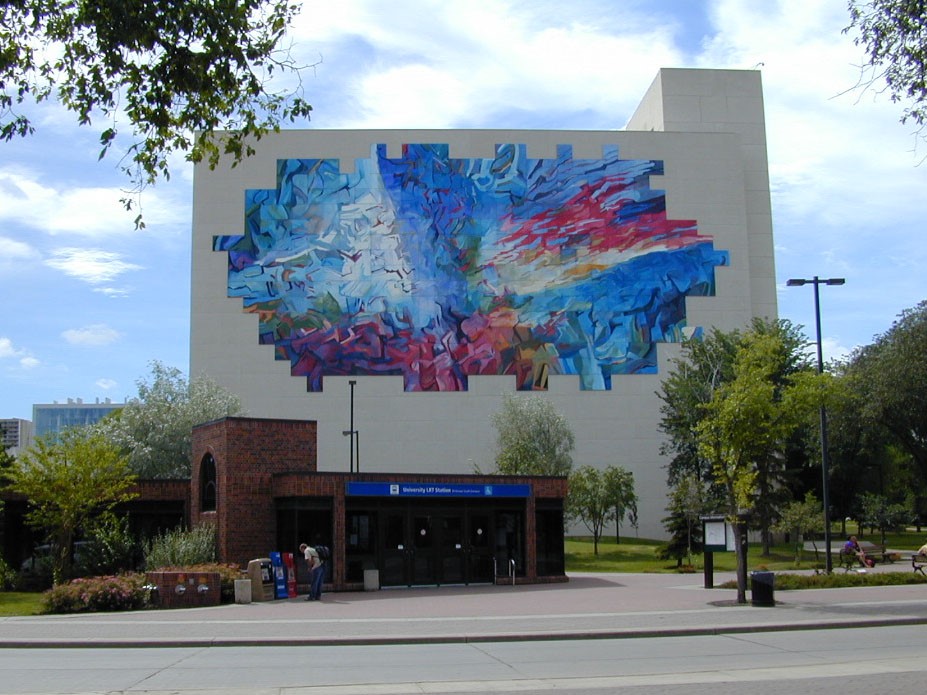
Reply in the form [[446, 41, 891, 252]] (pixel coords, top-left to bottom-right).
[[1, 624, 925, 694]]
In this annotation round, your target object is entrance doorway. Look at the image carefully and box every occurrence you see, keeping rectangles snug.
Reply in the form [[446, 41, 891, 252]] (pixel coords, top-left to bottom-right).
[[363, 503, 520, 587]]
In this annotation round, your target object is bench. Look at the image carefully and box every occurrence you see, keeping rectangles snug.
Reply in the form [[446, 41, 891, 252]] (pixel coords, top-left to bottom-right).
[[837, 542, 898, 571], [913, 555, 926, 576]]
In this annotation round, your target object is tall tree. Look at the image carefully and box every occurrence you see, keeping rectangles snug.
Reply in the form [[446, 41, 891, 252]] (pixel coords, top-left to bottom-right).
[[696, 331, 824, 603], [845, 1, 927, 142], [772, 491, 824, 566], [566, 465, 637, 555], [844, 301, 927, 486], [659, 318, 813, 553], [8, 429, 137, 584], [94, 361, 243, 478], [607, 465, 638, 545], [857, 492, 910, 548], [659, 471, 706, 568], [490, 394, 574, 476], [1, 1, 312, 225]]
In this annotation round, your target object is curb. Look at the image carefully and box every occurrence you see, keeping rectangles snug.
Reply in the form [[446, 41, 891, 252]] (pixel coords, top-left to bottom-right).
[[3, 615, 926, 649]]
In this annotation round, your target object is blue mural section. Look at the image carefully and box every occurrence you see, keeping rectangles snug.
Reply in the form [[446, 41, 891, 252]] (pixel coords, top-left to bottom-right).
[[214, 143, 728, 391]]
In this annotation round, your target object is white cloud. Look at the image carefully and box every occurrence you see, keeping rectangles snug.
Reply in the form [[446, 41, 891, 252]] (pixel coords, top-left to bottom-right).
[[292, 1, 682, 128], [95, 378, 118, 390], [0, 337, 22, 359], [62, 324, 123, 347], [44, 248, 142, 286], [0, 337, 39, 369], [0, 166, 188, 237], [0, 235, 40, 270]]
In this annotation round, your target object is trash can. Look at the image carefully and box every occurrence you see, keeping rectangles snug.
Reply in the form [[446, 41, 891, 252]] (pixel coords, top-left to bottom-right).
[[246, 558, 275, 601], [234, 578, 252, 604], [750, 571, 775, 607], [363, 569, 380, 591]]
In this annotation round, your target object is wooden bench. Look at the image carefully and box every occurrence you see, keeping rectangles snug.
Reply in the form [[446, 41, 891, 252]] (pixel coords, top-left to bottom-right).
[[837, 542, 898, 571], [913, 554, 926, 576]]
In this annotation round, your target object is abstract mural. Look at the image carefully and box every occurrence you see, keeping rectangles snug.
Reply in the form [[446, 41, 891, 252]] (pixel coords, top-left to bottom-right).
[[214, 143, 728, 391]]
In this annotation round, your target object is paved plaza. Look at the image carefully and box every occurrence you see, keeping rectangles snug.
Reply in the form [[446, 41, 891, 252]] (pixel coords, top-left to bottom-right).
[[2, 567, 926, 648]]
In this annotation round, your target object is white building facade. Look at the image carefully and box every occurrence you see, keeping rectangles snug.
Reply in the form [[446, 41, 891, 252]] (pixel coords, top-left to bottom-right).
[[190, 68, 777, 539]]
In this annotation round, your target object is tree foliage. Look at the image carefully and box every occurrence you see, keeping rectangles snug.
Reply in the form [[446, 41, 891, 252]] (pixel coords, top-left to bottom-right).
[[567, 465, 637, 555], [857, 491, 910, 548], [843, 301, 927, 485], [1, 0, 312, 225], [490, 394, 575, 476], [845, 1, 927, 137], [94, 361, 243, 478], [658, 471, 706, 566], [695, 330, 826, 603], [772, 491, 824, 566], [658, 318, 814, 553], [8, 428, 137, 584]]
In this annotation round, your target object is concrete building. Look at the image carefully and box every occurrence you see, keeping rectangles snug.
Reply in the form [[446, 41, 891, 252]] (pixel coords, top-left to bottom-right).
[[0, 418, 33, 457], [191, 68, 777, 540]]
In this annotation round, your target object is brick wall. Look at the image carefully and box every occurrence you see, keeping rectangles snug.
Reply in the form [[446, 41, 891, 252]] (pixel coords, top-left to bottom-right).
[[188, 417, 567, 589], [146, 571, 221, 609], [191, 417, 317, 566]]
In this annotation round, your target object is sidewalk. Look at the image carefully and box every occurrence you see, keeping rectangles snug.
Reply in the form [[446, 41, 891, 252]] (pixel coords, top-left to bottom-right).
[[2, 570, 926, 648]]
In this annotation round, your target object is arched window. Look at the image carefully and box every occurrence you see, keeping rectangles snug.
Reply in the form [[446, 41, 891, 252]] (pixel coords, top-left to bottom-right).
[[200, 453, 217, 512]]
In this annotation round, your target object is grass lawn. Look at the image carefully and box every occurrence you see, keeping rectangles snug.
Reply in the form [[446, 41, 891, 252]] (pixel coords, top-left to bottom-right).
[[0, 592, 44, 617], [566, 528, 927, 574]]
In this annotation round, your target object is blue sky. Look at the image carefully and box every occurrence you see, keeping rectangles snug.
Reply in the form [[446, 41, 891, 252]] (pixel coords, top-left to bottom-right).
[[2, 0, 926, 420]]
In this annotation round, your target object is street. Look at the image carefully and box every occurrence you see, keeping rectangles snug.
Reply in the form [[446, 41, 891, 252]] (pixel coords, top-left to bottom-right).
[[1, 624, 925, 694]]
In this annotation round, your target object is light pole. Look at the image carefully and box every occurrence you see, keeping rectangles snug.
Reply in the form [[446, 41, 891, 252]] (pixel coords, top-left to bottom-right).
[[344, 380, 357, 474], [787, 276, 845, 574]]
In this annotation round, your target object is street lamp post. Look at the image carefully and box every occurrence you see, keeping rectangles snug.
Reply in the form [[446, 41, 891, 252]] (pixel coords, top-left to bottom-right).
[[787, 276, 845, 574], [345, 380, 357, 474]]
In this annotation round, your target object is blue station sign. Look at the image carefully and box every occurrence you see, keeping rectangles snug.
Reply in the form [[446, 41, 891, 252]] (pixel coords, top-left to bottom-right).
[[346, 482, 531, 498]]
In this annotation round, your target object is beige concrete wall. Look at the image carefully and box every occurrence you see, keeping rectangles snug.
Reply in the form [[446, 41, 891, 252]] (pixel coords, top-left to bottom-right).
[[191, 70, 776, 539]]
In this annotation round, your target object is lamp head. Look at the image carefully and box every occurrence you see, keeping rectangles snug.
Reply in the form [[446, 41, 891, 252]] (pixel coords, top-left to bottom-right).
[[786, 279, 807, 286]]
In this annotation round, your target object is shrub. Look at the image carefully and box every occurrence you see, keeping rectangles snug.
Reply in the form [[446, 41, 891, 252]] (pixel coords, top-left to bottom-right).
[[720, 571, 927, 590], [145, 524, 216, 569], [42, 573, 151, 614], [75, 514, 142, 577], [0, 557, 16, 591]]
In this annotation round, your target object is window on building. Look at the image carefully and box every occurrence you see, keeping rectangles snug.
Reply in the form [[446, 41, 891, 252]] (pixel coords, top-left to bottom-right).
[[200, 454, 217, 512]]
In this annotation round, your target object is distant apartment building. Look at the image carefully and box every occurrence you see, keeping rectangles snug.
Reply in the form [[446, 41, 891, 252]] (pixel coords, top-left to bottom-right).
[[0, 418, 33, 456], [32, 398, 123, 437]]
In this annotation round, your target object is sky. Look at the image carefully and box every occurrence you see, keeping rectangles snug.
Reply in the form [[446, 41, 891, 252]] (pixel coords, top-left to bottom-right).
[[2, 0, 926, 421]]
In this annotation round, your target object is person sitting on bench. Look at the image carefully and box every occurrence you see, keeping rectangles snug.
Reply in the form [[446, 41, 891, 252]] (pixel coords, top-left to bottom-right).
[[845, 536, 872, 567]]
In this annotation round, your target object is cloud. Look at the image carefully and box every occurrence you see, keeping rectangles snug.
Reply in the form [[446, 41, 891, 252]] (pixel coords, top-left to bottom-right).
[[44, 248, 142, 286], [62, 324, 123, 347], [95, 378, 118, 390], [0, 235, 40, 271], [0, 336, 40, 369], [0, 166, 188, 237], [292, 1, 683, 128]]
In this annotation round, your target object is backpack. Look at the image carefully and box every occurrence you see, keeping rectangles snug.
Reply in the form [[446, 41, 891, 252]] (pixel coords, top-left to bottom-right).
[[315, 544, 330, 561]]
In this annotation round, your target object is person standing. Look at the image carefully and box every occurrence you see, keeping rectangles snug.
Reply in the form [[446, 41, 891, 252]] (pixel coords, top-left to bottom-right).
[[299, 543, 323, 601]]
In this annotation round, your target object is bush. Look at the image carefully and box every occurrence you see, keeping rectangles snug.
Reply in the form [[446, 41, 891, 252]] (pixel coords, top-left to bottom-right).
[[75, 514, 142, 577], [721, 571, 927, 590], [0, 557, 16, 591], [145, 524, 216, 569], [42, 573, 151, 614]]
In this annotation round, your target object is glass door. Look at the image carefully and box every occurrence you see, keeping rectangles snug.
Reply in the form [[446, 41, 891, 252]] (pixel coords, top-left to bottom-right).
[[380, 511, 410, 586]]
